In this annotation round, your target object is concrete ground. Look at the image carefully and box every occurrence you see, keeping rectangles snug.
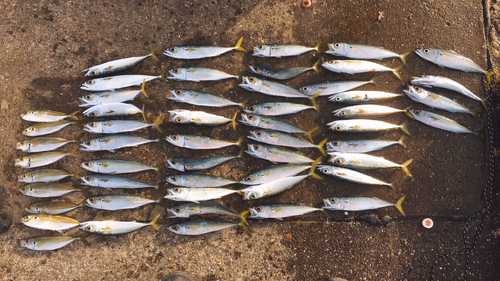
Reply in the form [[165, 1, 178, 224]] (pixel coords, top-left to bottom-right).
[[0, 0, 499, 280]]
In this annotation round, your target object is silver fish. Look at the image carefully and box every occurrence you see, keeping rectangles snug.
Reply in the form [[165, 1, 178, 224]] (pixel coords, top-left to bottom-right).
[[84, 117, 162, 134], [326, 43, 410, 63], [164, 37, 245, 59], [164, 187, 239, 203], [328, 91, 402, 104], [80, 215, 160, 235], [332, 105, 405, 118], [248, 130, 327, 156], [168, 220, 240, 235], [16, 137, 76, 153], [81, 74, 162, 91], [85, 195, 160, 210], [328, 119, 410, 135], [252, 42, 321, 57], [78, 88, 147, 107], [168, 89, 245, 108], [166, 153, 242, 172], [22, 120, 76, 137], [248, 59, 320, 80], [167, 67, 238, 82], [405, 109, 478, 136], [26, 201, 83, 215], [15, 148, 78, 169], [415, 48, 487, 74], [243, 102, 316, 116], [19, 183, 82, 198], [18, 169, 77, 183], [249, 203, 323, 219], [21, 110, 79, 123], [411, 75, 482, 102], [80, 134, 159, 152], [245, 143, 315, 164], [80, 174, 158, 190], [20, 236, 85, 251], [323, 196, 405, 216], [166, 174, 237, 188], [404, 86, 477, 116], [317, 165, 394, 190], [328, 152, 413, 177], [82, 103, 144, 118], [83, 51, 157, 77], [168, 109, 237, 129], [239, 161, 320, 185], [326, 136, 405, 153], [239, 76, 313, 100], [322, 60, 402, 79], [168, 202, 238, 218], [165, 134, 242, 150], [80, 159, 163, 176], [240, 175, 309, 200], [21, 214, 80, 232], [240, 113, 316, 141], [299, 80, 375, 97]]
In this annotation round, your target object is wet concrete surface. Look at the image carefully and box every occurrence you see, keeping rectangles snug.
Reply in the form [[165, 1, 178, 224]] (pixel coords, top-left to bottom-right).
[[0, 0, 499, 280]]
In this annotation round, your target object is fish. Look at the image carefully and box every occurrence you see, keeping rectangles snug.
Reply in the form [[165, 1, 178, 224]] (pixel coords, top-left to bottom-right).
[[328, 119, 410, 135], [299, 80, 375, 97], [405, 109, 478, 136], [328, 152, 413, 177], [332, 105, 405, 118], [80, 134, 160, 152], [245, 143, 316, 164], [84, 116, 163, 134], [82, 103, 144, 118], [164, 37, 246, 59], [323, 195, 405, 216], [80, 159, 164, 176], [322, 60, 402, 79], [20, 236, 86, 251], [79, 86, 147, 107], [21, 214, 80, 232], [167, 67, 238, 82], [167, 202, 239, 218], [248, 130, 327, 156], [21, 110, 79, 122], [164, 187, 239, 203], [239, 77, 315, 105], [403, 86, 479, 116], [248, 59, 321, 80], [165, 134, 243, 150], [18, 169, 78, 183], [81, 74, 163, 91], [15, 147, 78, 169], [19, 183, 82, 198], [317, 165, 394, 190], [411, 75, 483, 103], [22, 120, 76, 137], [166, 174, 237, 188], [80, 174, 159, 191], [168, 109, 238, 129], [326, 136, 406, 153], [80, 214, 160, 235], [240, 113, 317, 141], [240, 174, 311, 200], [328, 91, 402, 104], [83, 50, 158, 77], [168, 89, 246, 108], [415, 48, 488, 74], [326, 43, 410, 64], [252, 42, 321, 57], [26, 201, 83, 215], [249, 203, 324, 219], [243, 102, 317, 116], [239, 158, 322, 185], [85, 195, 160, 210], [16, 137, 77, 153], [168, 220, 243, 235], [166, 152, 242, 172]]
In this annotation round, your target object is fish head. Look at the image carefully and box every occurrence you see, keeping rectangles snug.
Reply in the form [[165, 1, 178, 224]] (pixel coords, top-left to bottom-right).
[[21, 215, 37, 224], [163, 187, 188, 201], [25, 204, 41, 214], [165, 134, 186, 147], [164, 46, 183, 58], [328, 93, 347, 103], [80, 175, 97, 186], [168, 89, 187, 102], [168, 110, 189, 124], [239, 76, 262, 92], [85, 197, 102, 209], [328, 153, 347, 166], [252, 45, 271, 57], [332, 108, 351, 118], [411, 76, 436, 87], [20, 238, 36, 250], [299, 85, 321, 97], [239, 113, 261, 127], [167, 205, 190, 218], [22, 126, 37, 136], [406, 109, 428, 122], [83, 121, 103, 133], [243, 104, 260, 114], [245, 143, 268, 159], [167, 68, 187, 80], [80, 139, 99, 152], [327, 121, 347, 132], [16, 141, 30, 151], [83, 105, 104, 118], [415, 48, 440, 63], [80, 222, 99, 233], [326, 43, 349, 56], [83, 66, 104, 77], [323, 197, 343, 210], [81, 161, 98, 172], [248, 65, 263, 75], [403, 85, 427, 102], [326, 140, 346, 152], [18, 173, 33, 183], [247, 130, 267, 142], [317, 165, 334, 176], [249, 205, 269, 218], [240, 187, 263, 200], [167, 223, 187, 235], [19, 185, 32, 196], [166, 175, 185, 186], [165, 158, 185, 172], [239, 173, 258, 185], [322, 60, 343, 72], [15, 157, 31, 168], [80, 78, 102, 91], [79, 93, 99, 107], [20, 110, 37, 121]]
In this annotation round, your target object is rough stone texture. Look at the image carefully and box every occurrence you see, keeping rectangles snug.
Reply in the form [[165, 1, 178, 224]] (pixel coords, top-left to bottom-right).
[[0, 0, 499, 280]]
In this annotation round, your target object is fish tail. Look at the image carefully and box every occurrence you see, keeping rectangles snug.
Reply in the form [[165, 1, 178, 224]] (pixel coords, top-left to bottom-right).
[[72, 132, 86, 142], [140, 79, 149, 98], [392, 65, 403, 80], [78, 233, 91, 246], [486, 70, 498, 85], [234, 36, 246, 52], [150, 47, 159, 61], [400, 120, 410, 136], [399, 51, 411, 65], [159, 68, 169, 81], [68, 147, 79, 158], [309, 92, 320, 109], [71, 170, 81, 179], [471, 107, 482, 119], [141, 104, 146, 122], [231, 111, 238, 130], [150, 214, 160, 231], [154, 164, 165, 177], [239, 99, 249, 109], [306, 127, 318, 142], [398, 135, 406, 149], [310, 156, 324, 180], [235, 136, 244, 148], [388, 182, 396, 191], [320, 208, 330, 217], [368, 73, 380, 86], [400, 159, 413, 177], [316, 138, 328, 156], [154, 184, 160, 192], [239, 221, 251, 235], [153, 115, 163, 133], [395, 195, 406, 216], [473, 127, 484, 139], [239, 210, 250, 226], [312, 59, 321, 73], [480, 96, 490, 110], [314, 41, 322, 54], [69, 110, 80, 121]]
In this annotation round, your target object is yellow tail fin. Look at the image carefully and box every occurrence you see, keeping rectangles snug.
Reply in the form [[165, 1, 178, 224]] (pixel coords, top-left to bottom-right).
[[150, 47, 159, 61], [239, 210, 250, 226], [397, 135, 406, 149], [231, 111, 238, 130], [392, 65, 403, 80], [320, 208, 330, 217], [399, 51, 411, 65], [395, 195, 406, 216], [154, 164, 165, 177], [399, 120, 410, 136], [234, 36, 246, 52], [309, 156, 324, 179], [68, 147, 79, 158], [235, 136, 244, 147], [141, 104, 146, 123], [486, 70, 498, 85], [306, 127, 318, 142], [140, 79, 148, 98], [153, 115, 163, 133], [400, 159, 413, 177], [239, 99, 249, 109], [314, 41, 322, 54], [312, 59, 321, 73], [69, 110, 80, 121], [309, 92, 321, 109], [316, 138, 328, 156], [150, 214, 160, 231]]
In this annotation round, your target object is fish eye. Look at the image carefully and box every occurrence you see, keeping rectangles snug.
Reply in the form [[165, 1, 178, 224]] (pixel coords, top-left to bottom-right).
[[258, 45, 263, 49], [414, 86, 420, 91], [335, 97, 341, 102], [330, 198, 337, 203], [335, 126, 341, 130], [256, 131, 262, 136], [321, 168, 329, 173], [172, 135, 178, 140], [334, 43, 341, 48], [250, 194, 257, 199], [255, 207, 261, 212], [171, 160, 178, 165], [302, 87, 308, 91], [248, 77, 255, 82], [174, 208, 180, 213], [84, 162, 91, 167], [175, 90, 181, 94], [247, 115, 253, 120], [87, 80, 95, 85], [174, 69, 180, 74], [175, 117, 182, 123], [90, 71, 97, 75], [248, 106, 254, 111], [169, 47, 175, 52], [33, 216, 38, 220], [335, 159, 342, 164], [245, 176, 252, 181], [89, 198, 95, 203], [84, 176, 91, 181], [30, 111, 36, 114], [89, 112, 96, 117], [29, 187, 34, 192], [23, 216, 30, 220], [24, 129, 29, 133], [85, 141, 91, 146], [85, 226, 92, 231], [85, 95, 92, 100], [423, 49, 429, 54], [171, 225, 179, 231], [173, 188, 180, 193], [170, 176, 178, 182], [414, 110, 421, 115], [90, 122, 96, 127], [252, 144, 260, 150], [332, 141, 339, 146], [340, 111, 346, 116]]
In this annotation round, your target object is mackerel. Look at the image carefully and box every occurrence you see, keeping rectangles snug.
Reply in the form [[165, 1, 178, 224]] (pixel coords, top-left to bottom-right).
[[415, 48, 488, 74], [240, 113, 317, 141], [168, 220, 240, 235], [21, 110, 79, 123], [411, 75, 482, 102], [166, 174, 237, 188], [332, 105, 405, 118], [164, 37, 245, 59], [245, 143, 315, 164], [80, 215, 160, 235], [80, 159, 163, 176], [85, 195, 160, 210], [22, 120, 75, 137], [168, 109, 237, 129], [18, 169, 77, 183], [17, 137, 75, 153], [80, 174, 159, 190], [328, 152, 413, 177], [26, 201, 83, 215], [164, 187, 239, 203], [79, 88, 146, 107], [244, 102, 316, 116], [240, 174, 310, 200], [323, 196, 405, 216], [19, 183, 82, 198], [299, 80, 374, 97], [80, 134, 160, 152], [165, 134, 242, 150], [326, 137, 405, 153], [166, 153, 241, 172], [404, 86, 477, 116], [168, 89, 245, 108], [405, 109, 478, 135], [81, 74, 162, 91], [248, 59, 320, 80], [15, 148, 78, 169], [82, 103, 144, 118], [326, 43, 410, 63], [167, 67, 238, 82], [83, 51, 157, 77], [168, 202, 239, 218], [248, 130, 327, 156], [317, 165, 394, 190], [21, 214, 80, 232], [322, 60, 402, 79], [252, 42, 321, 57], [328, 91, 402, 104], [328, 119, 410, 135], [249, 203, 324, 219], [84, 117, 162, 134]]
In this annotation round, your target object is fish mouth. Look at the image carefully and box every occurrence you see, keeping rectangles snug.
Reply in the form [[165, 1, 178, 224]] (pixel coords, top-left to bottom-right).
[[167, 111, 179, 122], [332, 109, 342, 117], [163, 189, 175, 199], [166, 208, 180, 218], [83, 124, 95, 133], [404, 109, 416, 119], [78, 97, 93, 107], [79, 142, 94, 152], [247, 131, 261, 142], [240, 189, 251, 200], [165, 136, 175, 144], [248, 65, 258, 74], [252, 47, 262, 56], [248, 208, 259, 218], [322, 198, 331, 206], [165, 177, 176, 185], [166, 159, 184, 171], [82, 107, 95, 117], [326, 121, 337, 127], [167, 69, 179, 80], [168, 90, 180, 100], [414, 48, 427, 59]]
